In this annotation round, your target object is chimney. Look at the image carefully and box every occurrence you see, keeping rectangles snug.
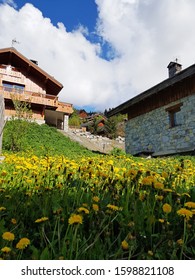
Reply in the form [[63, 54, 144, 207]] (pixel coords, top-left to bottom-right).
[[167, 60, 182, 78]]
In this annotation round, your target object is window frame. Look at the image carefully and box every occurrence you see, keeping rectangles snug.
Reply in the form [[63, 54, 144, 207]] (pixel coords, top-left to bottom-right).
[[165, 102, 183, 128]]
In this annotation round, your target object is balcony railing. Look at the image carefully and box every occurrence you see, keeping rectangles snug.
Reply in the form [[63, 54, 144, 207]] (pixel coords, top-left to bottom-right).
[[0, 86, 73, 114]]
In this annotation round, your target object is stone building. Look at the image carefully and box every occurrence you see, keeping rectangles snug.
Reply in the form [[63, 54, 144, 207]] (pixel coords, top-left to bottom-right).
[[0, 47, 73, 131], [107, 61, 195, 156]]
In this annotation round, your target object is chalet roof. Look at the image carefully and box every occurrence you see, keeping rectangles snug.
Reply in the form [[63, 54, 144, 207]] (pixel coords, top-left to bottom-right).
[[0, 47, 63, 96], [107, 62, 195, 117]]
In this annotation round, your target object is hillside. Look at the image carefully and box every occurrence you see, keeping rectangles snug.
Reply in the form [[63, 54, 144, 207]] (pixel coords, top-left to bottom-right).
[[2, 120, 94, 158]]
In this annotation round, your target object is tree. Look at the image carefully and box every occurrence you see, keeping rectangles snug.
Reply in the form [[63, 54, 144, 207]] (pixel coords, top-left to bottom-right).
[[5, 95, 33, 151], [104, 116, 117, 139], [68, 108, 81, 128]]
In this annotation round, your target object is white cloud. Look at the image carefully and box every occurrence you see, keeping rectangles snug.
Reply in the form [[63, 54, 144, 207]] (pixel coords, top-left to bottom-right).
[[1, 1, 195, 111]]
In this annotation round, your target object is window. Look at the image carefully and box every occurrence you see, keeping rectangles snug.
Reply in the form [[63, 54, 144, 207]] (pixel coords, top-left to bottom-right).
[[2, 81, 25, 93], [166, 102, 183, 128]]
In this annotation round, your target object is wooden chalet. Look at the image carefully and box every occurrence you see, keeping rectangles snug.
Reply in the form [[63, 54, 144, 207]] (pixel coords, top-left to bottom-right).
[[0, 47, 73, 130]]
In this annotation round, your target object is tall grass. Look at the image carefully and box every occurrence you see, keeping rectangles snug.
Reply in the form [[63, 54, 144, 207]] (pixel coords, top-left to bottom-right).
[[0, 120, 194, 260]]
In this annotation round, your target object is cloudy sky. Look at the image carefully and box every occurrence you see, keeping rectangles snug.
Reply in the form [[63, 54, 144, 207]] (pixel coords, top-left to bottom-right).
[[0, 0, 195, 112]]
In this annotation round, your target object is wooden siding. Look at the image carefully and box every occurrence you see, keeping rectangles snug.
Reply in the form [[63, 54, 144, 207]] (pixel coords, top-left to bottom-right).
[[127, 76, 195, 120]]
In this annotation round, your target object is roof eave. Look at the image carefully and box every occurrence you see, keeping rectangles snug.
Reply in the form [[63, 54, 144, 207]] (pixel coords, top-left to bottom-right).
[[107, 63, 195, 117], [0, 47, 63, 94]]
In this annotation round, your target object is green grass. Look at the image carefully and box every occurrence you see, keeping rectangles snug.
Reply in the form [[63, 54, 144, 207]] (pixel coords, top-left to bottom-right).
[[0, 119, 194, 260], [2, 120, 94, 158]]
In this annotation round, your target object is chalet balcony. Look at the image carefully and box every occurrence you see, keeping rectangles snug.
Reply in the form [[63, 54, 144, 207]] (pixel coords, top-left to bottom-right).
[[0, 85, 73, 114]]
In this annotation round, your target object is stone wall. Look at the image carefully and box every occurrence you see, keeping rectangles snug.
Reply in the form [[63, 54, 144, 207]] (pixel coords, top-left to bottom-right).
[[125, 95, 195, 155]]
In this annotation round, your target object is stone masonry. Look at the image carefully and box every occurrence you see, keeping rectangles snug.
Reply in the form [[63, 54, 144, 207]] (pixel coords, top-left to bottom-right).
[[125, 95, 195, 155]]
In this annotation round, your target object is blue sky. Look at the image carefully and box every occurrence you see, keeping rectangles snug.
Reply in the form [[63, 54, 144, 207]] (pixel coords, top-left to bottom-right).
[[1, 1, 195, 112], [14, 0, 98, 32]]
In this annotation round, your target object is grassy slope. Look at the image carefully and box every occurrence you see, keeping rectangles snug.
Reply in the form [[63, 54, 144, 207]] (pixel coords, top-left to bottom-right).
[[2, 120, 94, 158]]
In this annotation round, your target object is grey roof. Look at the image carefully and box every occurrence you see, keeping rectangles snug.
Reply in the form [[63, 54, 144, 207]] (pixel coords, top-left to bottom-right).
[[107, 62, 195, 117]]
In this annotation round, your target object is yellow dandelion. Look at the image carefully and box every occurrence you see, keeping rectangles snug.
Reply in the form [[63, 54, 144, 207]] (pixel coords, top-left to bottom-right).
[[107, 204, 122, 211], [82, 203, 88, 208], [158, 219, 165, 223], [184, 202, 195, 209], [162, 171, 168, 178], [127, 169, 137, 178], [155, 195, 164, 201], [177, 208, 193, 221], [121, 240, 129, 250], [139, 193, 146, 201], [176, 239, 183, 246], [78, 207, 89, 214], [127, 233, 135, 240], [163, 189, 173, 193], [142, 176, 153, 186], [92, 204, 99, 212], [1, 247, 11, 253], [16, 238, 30, 250], [2, 232, 15, 241], [1, 170, 7, 176], [92, 196, 100, 203], [154, 182, 164, 190], [0, 207, 6, 211], [35, 217, 49, 223], [162, 203, 172, 214], [128, 221, 135, 227], [68, 214, 83, 225], [11, 218, 17, 225]]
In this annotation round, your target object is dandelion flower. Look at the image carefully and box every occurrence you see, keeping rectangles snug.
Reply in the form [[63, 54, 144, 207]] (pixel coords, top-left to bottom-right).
[[162, 203, 172, 214], [158, 219, 165, 223], [107, 204, 122, 211], [92, 204, 99, 212], [2, 232, 15, 241], [35, 217, 49, 223], [142, 177, 153, 186], [1, 247, 11, 253], [78, 207, 89, 214], [155, 195, 164, 201], [16, 238, 30, 250], [176, 239, 183, 246], [92, 196, 100, 203], [162, 171, 168, 178], [0, 207, 6, 211], [184, 202, 195, 209], [121, 240, 129, 250], [1, 170, 7, 176], [154, 182, 164, 190], [68, 214, 83, 225], [11, 218, 17, 225], [177, 208, 193, 221]]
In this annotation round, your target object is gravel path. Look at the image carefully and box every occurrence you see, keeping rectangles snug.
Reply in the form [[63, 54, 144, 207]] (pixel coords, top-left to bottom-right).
[[59, 129, 125, 154]]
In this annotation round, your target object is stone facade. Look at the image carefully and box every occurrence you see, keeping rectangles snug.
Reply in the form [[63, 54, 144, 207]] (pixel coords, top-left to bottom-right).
[[125, 95, 195, 155]]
